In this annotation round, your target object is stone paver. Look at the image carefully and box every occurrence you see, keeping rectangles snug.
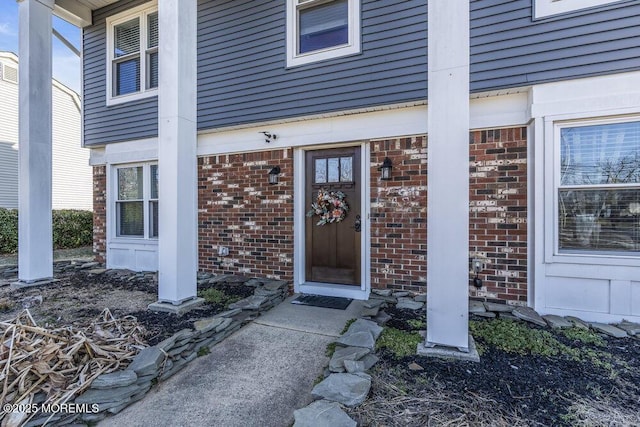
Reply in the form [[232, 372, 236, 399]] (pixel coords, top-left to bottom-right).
[[543, 315, 573, 329], [512, 306, 546, 327], [293, 400, 356, 427], [590, 322, 628, 338], [311, 373, 372, 407]]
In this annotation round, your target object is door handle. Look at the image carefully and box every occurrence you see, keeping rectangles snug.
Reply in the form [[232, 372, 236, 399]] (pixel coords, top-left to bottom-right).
[[354, 215, 361, 233]]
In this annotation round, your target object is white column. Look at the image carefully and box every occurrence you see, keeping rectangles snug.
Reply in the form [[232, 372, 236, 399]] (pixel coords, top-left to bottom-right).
[[425, 0, 470, 350], [157, 0, 198, 304], [17, 0, 54, 283]]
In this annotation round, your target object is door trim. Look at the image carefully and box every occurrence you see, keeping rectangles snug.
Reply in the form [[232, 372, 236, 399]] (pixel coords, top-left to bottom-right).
[[294, 142, 371, 300]]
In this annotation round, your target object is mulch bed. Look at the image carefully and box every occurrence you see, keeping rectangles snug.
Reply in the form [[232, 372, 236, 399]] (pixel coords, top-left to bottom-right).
[[350, 306, 640, 426]]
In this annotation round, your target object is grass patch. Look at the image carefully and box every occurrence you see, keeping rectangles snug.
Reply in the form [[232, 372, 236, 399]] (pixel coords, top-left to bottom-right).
[[561, 327, 606, 347], [198, 288, 241, 309], [407, 319, 425, 331], [325, 342, 337, 357], [376, 327, 422, 358], [197, 346, 211, 357]]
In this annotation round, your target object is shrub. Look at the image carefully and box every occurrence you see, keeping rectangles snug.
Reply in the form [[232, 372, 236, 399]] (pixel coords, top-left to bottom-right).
[[0, 208, 93, 254]]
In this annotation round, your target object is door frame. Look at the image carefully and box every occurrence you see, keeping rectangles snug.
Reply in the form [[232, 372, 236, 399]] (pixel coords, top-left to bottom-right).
[[293, 142, 371, 300]]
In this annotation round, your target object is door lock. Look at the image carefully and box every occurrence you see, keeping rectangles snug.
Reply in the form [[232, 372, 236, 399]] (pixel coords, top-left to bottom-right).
[[354, 215, 361, 232]]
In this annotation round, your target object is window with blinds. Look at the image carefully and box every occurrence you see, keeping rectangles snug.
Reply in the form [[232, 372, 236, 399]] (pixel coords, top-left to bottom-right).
[[287, 0, 360, 67], [115, 163, 158, 239], [558, 120, 640, 253], [107, 3, 158, 104]]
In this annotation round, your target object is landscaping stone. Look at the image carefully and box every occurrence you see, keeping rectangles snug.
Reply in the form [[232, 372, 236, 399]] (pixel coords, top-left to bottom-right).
[[396, 298, 424, 310], [347, 319, 383, 341], [329, 346, 371, 372], [368, 294, 397, 303], [392, 291, 410, 297], [75, 384, 144, 404], [413, 294, 427, 302], [590, 322, 628, 338], [371, 289, 392, 297], [336, 331, 376, 350], [469, 300, 486, 313], [512, 306, 546, 327], [127, 347, 165, 377], [484, 302, 514, 313], [344, 360, 366, 373], [543, 315, 573, 329], [193, 317, 226, 333], [361, 354, 379, 370], [566, 316, 590, 330], [228, 295, 268, 310], [79, 261, 99, 270], [215, 317, 233, 332], [373, 310, 392, 325], [473, 311, 496, 318], [293, 400, 356, 427], [617, 321, 640, 336], [312, 373, 372, 407], [499, 312, 521, 321], [360, 306, 380, 318], [363, 299, 385, 309], [215, 308, 242, 318], [91, 370, 137, 390]]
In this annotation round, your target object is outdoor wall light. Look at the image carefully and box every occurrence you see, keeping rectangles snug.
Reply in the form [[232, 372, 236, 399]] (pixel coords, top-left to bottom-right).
[[379, 157, 393, 180], [261, 131, 277, 143], [268, 166, 281, 185]]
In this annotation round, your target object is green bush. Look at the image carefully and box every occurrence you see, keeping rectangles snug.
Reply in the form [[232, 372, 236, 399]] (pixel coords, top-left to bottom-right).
[[0, 208, 18, 254], [0, 208, 93, 254]]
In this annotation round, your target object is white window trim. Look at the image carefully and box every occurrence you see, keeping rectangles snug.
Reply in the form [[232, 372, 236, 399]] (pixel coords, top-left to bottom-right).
[[110, 162, 158, 242], [105, 1, 158, 106], [286, 0, 361, 68], [547, 114, 640, 266], [534, 0, 624, 19]]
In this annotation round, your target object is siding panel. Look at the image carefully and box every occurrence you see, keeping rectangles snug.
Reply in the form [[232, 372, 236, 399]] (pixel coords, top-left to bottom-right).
[[82, 0, 640, 145], [83, 0, 158, 147]]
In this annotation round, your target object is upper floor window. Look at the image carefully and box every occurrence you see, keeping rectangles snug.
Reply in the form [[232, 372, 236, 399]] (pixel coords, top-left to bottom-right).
[[286, 0, 361, 67], [535, 0, 624, 19], [557, 118, 640, 255], [106, 2, 158, 105]]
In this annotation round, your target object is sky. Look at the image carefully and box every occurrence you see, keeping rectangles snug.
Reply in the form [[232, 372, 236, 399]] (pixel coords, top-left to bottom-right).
[[0, 1, 82, 93]]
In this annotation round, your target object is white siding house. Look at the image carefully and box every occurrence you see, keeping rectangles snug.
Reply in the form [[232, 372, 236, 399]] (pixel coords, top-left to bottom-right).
[[0, 51, 92, 211]]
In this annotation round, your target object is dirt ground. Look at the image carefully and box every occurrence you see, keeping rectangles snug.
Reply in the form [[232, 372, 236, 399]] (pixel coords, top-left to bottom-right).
[[0, 266, 253, 346]]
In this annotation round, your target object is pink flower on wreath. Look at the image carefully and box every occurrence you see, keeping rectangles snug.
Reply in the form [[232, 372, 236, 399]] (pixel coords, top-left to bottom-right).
[[332, 209, 342, 218]]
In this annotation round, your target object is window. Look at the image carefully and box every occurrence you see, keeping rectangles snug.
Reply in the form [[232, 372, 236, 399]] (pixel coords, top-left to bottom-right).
[[557, 119, 640, 254], [535, 0, 624, 19], [115, 163, 158, 238], [286, 0, 360, 67], [314, 156, 353, 183], [106, 3, 158, 105]]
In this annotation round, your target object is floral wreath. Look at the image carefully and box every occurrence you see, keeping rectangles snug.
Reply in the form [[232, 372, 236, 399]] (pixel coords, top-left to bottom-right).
[[306, 188, 349, 226]]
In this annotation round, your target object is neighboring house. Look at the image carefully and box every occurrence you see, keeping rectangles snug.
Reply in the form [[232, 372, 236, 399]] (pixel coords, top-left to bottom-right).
[[17, 0, 640, 326], [0, 52, 92, 211]]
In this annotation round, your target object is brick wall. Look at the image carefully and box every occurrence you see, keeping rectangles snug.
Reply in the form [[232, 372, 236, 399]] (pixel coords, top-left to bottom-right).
[[370, 136, 428, 294], [469, 127, 528, 303], [198, 149, 294, 280], [93, 165, 106, 263]]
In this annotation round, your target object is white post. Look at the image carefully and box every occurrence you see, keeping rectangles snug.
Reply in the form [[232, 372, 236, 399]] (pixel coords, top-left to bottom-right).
[[424, 0, 470, 351], [155, 0, 199, 305], [17, 0, 54, 283]]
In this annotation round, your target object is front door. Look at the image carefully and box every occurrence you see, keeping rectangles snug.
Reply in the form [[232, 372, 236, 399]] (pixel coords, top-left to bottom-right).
[[305, 147, 361, 285]]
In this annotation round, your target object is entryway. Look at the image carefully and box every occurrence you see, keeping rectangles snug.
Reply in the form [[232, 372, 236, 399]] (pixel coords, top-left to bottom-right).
[[294, 144, 370, 300]]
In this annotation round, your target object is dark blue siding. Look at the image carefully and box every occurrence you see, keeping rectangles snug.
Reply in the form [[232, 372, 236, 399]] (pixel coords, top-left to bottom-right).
[[83, 0, 158, 146], [83, 0, 640, 146], [470, 0, 640, 91], [196, 0, 427, 130]]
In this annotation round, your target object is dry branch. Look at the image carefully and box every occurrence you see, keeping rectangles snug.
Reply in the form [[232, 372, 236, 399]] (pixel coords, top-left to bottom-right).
[[0, 308, 147, 426]]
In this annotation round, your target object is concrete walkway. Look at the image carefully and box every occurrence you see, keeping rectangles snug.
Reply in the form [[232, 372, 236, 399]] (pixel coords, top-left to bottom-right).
[[99, 296, 364, 427]]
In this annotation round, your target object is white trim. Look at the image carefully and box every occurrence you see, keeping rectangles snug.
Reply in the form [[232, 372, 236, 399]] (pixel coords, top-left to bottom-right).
[[531, 72, 640, 322], [286, 0, 361, 67], [105, 1, 158, 106], [106, 161, 159, 271], [293, 142, 370, 300], [198, 95, 529, 157], [534, 0, 624, 19]]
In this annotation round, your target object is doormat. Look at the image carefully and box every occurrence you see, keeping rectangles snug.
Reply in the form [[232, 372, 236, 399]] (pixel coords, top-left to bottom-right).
[[291, 295, 353, 310]]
